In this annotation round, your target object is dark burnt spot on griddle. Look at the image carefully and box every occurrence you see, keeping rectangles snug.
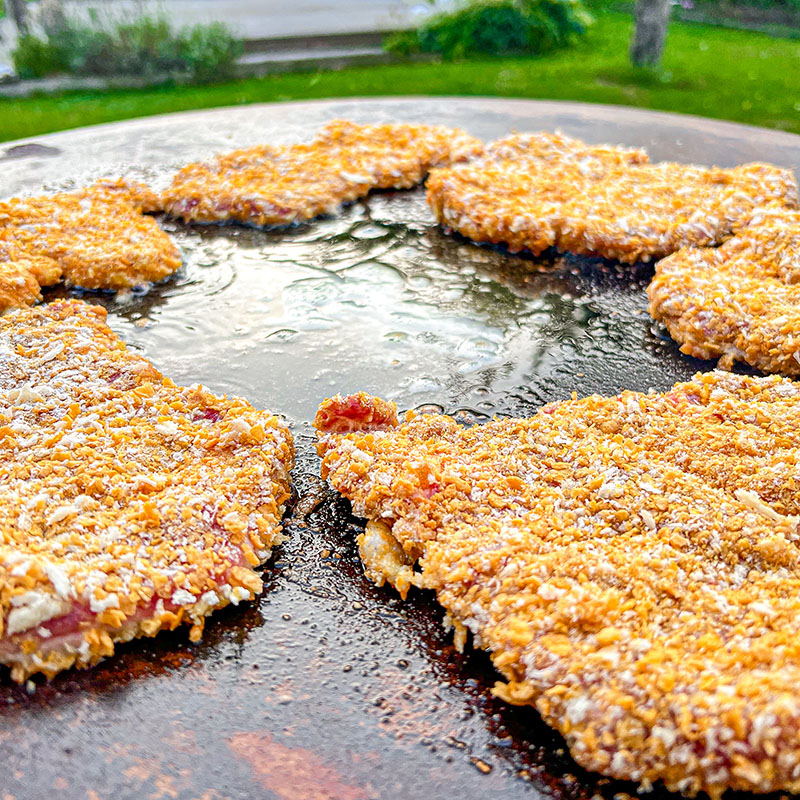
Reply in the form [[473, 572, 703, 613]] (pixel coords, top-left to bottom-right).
[[0, 143, 62, 162]]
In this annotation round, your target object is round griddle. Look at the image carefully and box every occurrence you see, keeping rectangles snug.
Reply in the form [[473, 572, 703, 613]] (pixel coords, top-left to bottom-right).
[[2, 98, 799, 800]]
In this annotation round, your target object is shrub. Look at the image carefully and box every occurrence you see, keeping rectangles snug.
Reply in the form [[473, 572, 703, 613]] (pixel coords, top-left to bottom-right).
[[179, 22, 242, 82], [108, 15, 184, 76], [12, 12, 241, 81], [386, 0, 593, 59], [11, 33, 68, 78]]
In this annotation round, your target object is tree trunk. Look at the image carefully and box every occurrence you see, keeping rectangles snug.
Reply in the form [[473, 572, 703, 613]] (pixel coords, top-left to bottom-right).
[[40, 0, 68, 35], [7, 0, 30, 36], [630, 0, 671, 67]]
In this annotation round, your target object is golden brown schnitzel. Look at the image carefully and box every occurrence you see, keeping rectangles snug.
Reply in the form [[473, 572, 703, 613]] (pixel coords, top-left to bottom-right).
[[162, 119, 483, 227], [427, 131, 797, 262], [316, 374, 800, 797], [0, 300, 293, 682]]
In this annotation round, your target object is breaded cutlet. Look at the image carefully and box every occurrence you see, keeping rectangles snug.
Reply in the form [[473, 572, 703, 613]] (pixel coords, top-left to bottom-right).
[[0, 300, 294, 682], [316, 374, 800, 797], [426, 131, 797, 262], [162, 120, 483, 227], [0, 180, 181, 311], [649, 206, 800, 375]]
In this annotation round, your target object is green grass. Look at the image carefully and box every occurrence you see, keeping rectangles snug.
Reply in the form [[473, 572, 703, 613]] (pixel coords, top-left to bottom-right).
[[0, 8, 798, 143]]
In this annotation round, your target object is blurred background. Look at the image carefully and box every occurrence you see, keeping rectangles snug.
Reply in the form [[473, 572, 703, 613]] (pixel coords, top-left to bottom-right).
[[0, 0, 796, 143]]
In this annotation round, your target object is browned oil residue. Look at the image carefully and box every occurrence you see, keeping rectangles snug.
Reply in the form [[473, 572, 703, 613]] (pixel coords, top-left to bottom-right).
[[228, 732, 374, 800]]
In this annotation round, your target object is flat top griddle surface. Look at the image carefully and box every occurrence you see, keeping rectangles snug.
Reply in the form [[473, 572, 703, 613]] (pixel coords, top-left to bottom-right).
[[1, 99, 799, 800]]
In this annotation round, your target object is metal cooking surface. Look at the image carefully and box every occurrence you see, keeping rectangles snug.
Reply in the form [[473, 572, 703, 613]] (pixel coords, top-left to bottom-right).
[[1, 99, 799, 800]]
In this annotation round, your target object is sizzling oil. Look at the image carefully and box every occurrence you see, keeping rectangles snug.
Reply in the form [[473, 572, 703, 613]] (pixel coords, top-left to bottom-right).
[[48, 189, 702, 425]]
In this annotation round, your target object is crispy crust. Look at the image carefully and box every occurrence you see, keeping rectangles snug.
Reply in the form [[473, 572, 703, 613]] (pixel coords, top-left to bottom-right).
[[162, 120, 484, 227], [316, 376, 800, 797], [481, 131, 650, 168], [88, 177, 165, 215], [648, 206, 800, 375], [426, 132, 798, 263], [0, 300, 294, 682], [0, 180, 181, 310], [0, 260, 48, 310]]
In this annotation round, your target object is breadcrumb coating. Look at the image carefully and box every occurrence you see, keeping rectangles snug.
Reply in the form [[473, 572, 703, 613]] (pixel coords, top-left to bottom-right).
[[0, 180, 181, 310], [426, 132, 798, 263], [0, 240, 63, 312], [316, 374, 800, 797], [0, 300, 294, 682], [0, 260, 50, 310], [162, 119, 483, 227], [89, 177, 165, 214], [649, 206, 800, 376], [481, 130, 650, 171]]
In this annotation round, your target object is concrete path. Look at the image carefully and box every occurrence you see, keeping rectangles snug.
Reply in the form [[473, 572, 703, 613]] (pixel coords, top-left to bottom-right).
[[0, 0, 456, 66]]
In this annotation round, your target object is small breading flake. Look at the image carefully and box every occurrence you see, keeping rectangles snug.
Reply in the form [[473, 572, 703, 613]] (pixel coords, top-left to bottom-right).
[[0, 179, 181, 310], [315, 373, 800, 797], [0, 299, 294, 682], [648, 206, 800, 375], [426, 131, 798, 263], [162, 119, 483, 227]]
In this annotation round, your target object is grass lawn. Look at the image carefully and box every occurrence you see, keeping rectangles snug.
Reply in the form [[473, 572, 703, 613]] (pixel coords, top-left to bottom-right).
[[0, 8, 798, 143]]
